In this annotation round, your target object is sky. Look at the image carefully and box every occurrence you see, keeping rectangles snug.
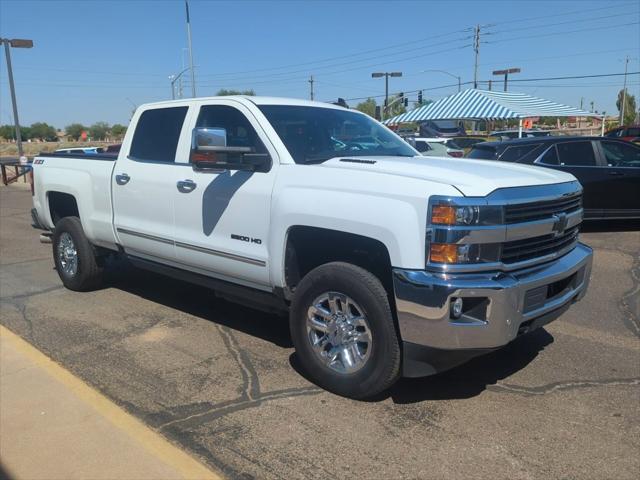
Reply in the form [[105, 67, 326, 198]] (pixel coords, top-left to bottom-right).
[[1, 0, 639, 129]]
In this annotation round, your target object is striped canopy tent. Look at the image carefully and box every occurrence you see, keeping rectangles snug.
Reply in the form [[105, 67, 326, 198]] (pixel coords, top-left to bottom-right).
[[384, 89, 603, 136]]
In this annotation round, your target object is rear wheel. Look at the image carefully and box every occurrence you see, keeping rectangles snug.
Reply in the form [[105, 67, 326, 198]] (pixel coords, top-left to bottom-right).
[[290, 262, 401, 399], [52, 216, 103, 291]]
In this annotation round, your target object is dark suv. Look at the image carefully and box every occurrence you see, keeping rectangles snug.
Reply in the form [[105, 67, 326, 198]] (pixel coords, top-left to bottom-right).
[[467, 137, 640, 220]]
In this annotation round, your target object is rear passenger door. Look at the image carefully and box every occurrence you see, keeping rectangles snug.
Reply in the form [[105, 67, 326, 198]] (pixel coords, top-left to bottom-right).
[[597, 140, 640, 217], [536, 141, 606, 219], [112, 106, 189, 262]]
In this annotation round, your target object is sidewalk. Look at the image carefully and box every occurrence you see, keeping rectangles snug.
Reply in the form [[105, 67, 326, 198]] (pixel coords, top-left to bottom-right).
[[0, 325, 220, 480]]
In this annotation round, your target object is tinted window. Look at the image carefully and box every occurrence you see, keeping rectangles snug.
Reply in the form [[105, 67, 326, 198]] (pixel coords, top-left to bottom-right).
[[196, 105, 267, 155], [556, 141, 597, 166], [258, 105, 416, 164], [414, 140, 430, 152], [539, 145, 559, 165], [600, 141, 640, 167], [467, 146, 498, 160], [130, 107, 188, 162], [499, 144, 541, 162], [626, 128, 640, 137]]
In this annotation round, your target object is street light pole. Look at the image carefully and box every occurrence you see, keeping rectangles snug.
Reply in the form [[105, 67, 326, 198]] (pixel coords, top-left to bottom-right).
[[620, 55, 629, 125], [185, 0, 196, 97], [372, 71, 402, 121], [1, 38, 33, 160], [421, 69, 461, 92], [492, 68, 521, 92]]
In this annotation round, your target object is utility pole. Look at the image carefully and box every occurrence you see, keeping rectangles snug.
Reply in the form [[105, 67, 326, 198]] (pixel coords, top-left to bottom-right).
[[372, 72, 402, 120], [473, 24, 480, 89], [492, 68, 521, 92], [185, 0, 196, 97], [1, 38, 33, 161], [308, 75, 314, 101], [620, 55, 629, 125]]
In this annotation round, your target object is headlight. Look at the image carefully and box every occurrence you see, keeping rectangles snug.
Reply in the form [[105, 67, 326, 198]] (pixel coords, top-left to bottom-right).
[[431, 205, 480, 225]]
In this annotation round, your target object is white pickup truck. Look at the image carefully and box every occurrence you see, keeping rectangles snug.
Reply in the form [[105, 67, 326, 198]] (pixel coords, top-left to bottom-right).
[[31, 97, 593, 398]]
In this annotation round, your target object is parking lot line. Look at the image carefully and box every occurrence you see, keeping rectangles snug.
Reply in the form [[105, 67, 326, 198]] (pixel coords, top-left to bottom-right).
[[0, 324, 222, 480]]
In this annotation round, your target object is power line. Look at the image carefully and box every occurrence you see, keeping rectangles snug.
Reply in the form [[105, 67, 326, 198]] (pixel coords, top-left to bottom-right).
[[489, 21, 639, 45]]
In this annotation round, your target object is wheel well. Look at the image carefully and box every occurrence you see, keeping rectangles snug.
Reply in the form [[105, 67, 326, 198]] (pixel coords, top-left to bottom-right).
[[48, 192, 79, 225], [285, 226, 394, 298]]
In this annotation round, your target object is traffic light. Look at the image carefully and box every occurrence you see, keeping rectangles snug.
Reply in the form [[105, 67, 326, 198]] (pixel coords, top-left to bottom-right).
[[404, 98, 408, 107], [418, 90, 423, 104]]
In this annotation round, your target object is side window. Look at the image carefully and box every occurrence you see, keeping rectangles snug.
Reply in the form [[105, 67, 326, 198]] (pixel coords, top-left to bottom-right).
[[539, 145, 559, 165], [195, 105, 267, 155], [130, 107, 188, 162], [499, 144, 540, 162], [627, 127, 640, 137], [556, 141, 597, 166], [600, 141, 640, 167]]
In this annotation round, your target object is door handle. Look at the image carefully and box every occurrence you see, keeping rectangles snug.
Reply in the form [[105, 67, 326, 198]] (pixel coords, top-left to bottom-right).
[[177, 179, 197, 193], [115, 173, 130, 185], [608, 171, 624, 176]]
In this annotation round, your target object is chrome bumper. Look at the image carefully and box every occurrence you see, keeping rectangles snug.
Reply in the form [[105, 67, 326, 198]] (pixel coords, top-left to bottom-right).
[[392, 243, 593, 350]]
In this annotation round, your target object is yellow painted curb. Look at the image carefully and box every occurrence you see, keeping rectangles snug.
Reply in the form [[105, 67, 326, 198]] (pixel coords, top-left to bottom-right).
[[0, 324, 222, 480]]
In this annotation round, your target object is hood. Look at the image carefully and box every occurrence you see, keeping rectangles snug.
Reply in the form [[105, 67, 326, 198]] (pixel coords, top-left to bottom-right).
[[318, 156, 576, 197]]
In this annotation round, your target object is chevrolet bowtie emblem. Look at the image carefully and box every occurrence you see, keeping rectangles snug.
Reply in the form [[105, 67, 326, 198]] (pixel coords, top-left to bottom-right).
[[551, 213, 568, 237]]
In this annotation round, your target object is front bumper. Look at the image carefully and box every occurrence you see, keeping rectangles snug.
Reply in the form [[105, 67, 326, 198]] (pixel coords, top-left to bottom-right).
[[393, 243, 593, 376]]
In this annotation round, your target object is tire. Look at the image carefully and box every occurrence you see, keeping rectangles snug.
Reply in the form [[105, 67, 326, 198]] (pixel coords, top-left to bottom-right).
[[290, 262, 401, 399], [52, 216, 103, 291]]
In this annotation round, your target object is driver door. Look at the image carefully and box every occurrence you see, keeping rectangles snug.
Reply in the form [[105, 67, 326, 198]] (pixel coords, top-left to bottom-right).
[[172, 101, 278, 288]]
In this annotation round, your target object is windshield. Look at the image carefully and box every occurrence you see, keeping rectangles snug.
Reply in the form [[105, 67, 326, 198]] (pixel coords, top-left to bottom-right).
[[258, 105, 417, 164]]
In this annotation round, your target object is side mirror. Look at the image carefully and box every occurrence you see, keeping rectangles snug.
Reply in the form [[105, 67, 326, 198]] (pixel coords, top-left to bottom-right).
[[190, 127, 270, 172]]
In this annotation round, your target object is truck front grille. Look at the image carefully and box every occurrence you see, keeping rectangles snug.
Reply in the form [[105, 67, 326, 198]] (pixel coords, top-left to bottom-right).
[[504, 193, 582, 224], [501, 226, 580, 264]]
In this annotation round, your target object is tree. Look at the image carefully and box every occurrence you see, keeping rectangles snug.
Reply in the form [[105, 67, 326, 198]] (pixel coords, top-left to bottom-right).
[[616, 89, 637, 125], [216, 88, 256, 96], [65, 123, 86, 141], [355, 98, 377, 118], [30, 122, 57, 141], [110, 124, 127, 140], [0, 125, 15, 140], [89, 122, 110, 141]]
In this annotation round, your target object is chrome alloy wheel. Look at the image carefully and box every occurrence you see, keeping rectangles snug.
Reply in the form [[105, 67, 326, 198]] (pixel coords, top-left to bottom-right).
[[306, 292, 372, 374], [57, 232, 78, 276]]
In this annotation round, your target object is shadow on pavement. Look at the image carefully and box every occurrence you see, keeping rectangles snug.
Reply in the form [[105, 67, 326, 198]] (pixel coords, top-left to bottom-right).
[[581, 219, 640, 233], [102, 256, 554, 403], [102, 257, 293, 348], [388, 328, 554, 403]]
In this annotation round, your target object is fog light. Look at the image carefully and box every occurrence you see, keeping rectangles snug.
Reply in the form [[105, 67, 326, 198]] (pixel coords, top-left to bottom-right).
[[451, 297, 463, 319]]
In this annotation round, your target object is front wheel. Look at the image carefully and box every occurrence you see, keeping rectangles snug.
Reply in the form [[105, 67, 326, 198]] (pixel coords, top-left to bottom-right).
[[289, 262, 401, 399], [52, 216, 103, 291]]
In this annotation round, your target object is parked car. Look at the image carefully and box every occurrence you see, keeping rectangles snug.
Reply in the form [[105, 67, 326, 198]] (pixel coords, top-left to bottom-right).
[[54, 147, 101, 155], [406, 137, 465, 157], [605, 125, 640, 142], [32, 96, 592, 399], [490, 129, 552, 140], [467, 136, 640, 220], [418, 119, 466, 138]]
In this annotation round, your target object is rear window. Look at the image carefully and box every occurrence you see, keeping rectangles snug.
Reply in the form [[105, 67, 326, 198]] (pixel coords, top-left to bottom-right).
[[130, 106, 188, 163], [467, 146, 498, 160], [499, 144, 541, 162], [556, 141, 597, 166]]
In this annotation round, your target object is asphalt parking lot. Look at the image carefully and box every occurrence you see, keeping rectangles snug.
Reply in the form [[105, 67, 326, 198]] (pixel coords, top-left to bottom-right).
[[1, 184, 639, 480]]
